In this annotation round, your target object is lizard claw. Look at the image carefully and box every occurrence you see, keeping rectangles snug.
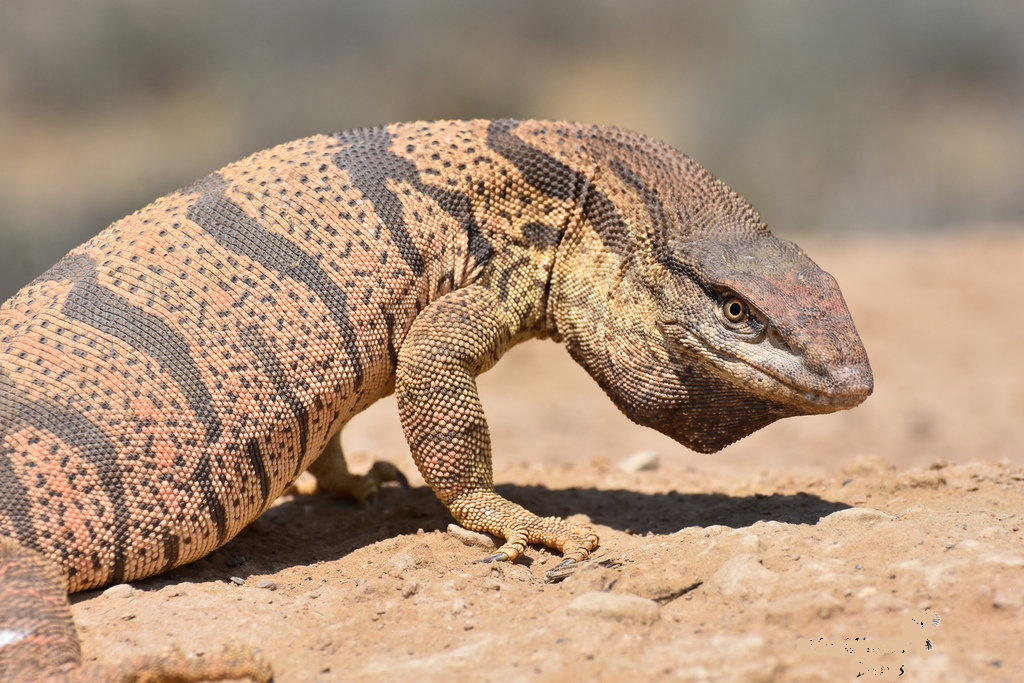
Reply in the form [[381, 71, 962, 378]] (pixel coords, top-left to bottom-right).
[[478, 551, 510, 564], [544, 557, 579, 583]]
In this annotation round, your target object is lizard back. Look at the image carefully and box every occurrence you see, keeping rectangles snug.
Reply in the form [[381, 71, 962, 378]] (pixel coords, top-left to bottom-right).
[[0, 120, 574, 591]]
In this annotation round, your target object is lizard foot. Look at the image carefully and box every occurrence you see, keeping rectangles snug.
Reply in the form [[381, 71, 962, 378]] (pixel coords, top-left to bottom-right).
[[316, 460, 410, 504], [450, 490, 599, 563]]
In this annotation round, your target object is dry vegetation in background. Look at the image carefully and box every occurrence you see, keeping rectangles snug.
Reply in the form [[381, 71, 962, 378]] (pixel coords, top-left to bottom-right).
[[1, 1, 1023, 298]]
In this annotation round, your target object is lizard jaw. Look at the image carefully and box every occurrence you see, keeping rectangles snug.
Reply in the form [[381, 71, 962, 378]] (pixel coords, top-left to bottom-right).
[[737, 360, 872, 413], [687, 333, 873, 414]]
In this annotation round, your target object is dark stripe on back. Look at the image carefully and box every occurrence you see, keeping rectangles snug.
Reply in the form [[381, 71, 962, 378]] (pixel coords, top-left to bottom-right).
[[332, 127, 493, 271], [332, 128, 425, 276], [0, 444, 33, 549], [0, 368, 129, 584], [608, 156, 678, 266], [237, 323, 309, 483], [39, 253, 223, 445], [486, 119, 630, 257], [35, 255, 229, 548], [243, 437, 271, 504], [185, 174, 364, 388]]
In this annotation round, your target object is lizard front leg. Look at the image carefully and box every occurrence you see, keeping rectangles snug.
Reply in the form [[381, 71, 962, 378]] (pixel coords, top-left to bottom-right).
[[396, 285, 598, 564]]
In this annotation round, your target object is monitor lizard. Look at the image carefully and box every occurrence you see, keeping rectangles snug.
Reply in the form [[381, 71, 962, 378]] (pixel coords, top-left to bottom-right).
[[0, 119, 872, 680]]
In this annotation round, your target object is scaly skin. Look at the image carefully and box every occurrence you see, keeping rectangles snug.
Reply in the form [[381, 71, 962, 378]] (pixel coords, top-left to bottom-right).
[[0, 119, 872, 679]]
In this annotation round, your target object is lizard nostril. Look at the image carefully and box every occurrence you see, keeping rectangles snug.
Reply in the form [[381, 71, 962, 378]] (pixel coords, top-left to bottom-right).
[[834, 364, 874, 396]]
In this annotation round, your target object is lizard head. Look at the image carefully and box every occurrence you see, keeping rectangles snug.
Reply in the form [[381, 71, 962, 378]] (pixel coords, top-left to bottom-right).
[[554, 130, 872, 453], [593, 230, 873, 453], [661, 235, 873, 409]]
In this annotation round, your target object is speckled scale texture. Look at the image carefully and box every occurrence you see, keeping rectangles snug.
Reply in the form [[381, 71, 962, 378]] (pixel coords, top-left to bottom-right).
[[0, 119, 871, 680]]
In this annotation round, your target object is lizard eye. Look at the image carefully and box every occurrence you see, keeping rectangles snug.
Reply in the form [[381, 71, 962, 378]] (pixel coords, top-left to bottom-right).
[[722, 295, 748, 324]]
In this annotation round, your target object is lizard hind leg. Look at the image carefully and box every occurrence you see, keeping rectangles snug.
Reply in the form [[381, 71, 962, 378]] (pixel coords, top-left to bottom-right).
[[306, 431, 409, 504]]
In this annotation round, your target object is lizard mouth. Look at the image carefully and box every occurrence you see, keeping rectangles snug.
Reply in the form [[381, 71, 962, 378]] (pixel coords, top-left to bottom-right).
[[750, 355, 873, 409], [688, 332, 872, 412], [744, 361, 868, 412]]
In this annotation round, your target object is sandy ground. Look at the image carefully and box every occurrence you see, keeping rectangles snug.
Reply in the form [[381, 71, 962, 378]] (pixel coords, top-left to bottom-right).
[[70, 230, 1023, 682]]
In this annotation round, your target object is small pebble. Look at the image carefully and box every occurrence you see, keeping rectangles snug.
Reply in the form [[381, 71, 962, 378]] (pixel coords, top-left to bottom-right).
[[618, 450, 659, 473], [102, 584, 135, 599], [707, 555, 779, 599], [384, 552, 417, 576], [447, 524, 497, 550], [738, 533, 763, 553], [230, 576, 246, 586], [256, 579, 277, 591], [822, 507, 893, 524]]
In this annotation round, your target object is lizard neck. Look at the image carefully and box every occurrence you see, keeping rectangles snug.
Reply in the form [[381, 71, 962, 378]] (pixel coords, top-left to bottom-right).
[[547, 161, 648, 385]]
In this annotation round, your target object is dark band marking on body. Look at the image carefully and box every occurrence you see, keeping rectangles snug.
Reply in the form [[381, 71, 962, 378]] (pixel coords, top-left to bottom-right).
[[237, 323, 309, 483], [520, 222, 559, 250], [35, 255, 230, 546], [243, 438, 271, 504], [0, 446, 33, 551], [0, 368, 130, 584], [382, 309, 399, 371], [38, 253, 224, 446], [157, 531, 181, 576], [184, 174, 364, 388], [486, 119, 630, 257], [332, 127, 493, 272], [609, 156, 681, 268]]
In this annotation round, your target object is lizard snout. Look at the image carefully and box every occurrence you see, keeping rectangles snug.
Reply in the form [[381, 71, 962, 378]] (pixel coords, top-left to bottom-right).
[[821, 361, 874, 405]]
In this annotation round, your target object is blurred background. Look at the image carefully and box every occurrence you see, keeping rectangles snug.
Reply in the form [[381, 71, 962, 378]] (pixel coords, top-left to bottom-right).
[[2, 0, 1023, 294], [1, 0, 1021, 467]]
